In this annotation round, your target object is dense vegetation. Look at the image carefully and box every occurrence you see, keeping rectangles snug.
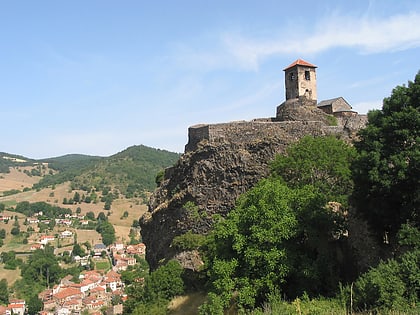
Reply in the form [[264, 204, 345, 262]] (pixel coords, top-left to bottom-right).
[[35, 145, 180, 197], [121, 72, 419, 314], [0, 152, 35, 173]]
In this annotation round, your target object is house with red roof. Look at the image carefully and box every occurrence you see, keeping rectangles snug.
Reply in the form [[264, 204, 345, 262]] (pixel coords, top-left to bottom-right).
[[7, 300, 25, 315], [39, 235, 55, 245], [53, 287, 83, 304]]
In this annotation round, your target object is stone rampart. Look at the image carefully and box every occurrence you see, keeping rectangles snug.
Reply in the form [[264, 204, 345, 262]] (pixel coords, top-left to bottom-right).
[[185, 120, 351, 152]]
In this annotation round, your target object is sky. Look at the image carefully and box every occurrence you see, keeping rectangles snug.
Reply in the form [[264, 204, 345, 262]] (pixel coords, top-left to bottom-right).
[[1, 0, 420, 159]]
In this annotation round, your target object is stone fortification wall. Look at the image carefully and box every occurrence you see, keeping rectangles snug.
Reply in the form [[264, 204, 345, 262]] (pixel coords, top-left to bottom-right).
[[186, 120, 349, 152]]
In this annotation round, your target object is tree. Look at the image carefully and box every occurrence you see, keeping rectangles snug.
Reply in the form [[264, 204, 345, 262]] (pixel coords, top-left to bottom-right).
[[271, 135, 356, 204], [0, 279, 8, 304], [72, 243, 86, 257], [204, 178, 341, 310], [27, 294, 43, 314], [85, 211, 95, 220], [143, 260, 184, 302], [10, 226, 20, 236], [352, 71, 420, 242]]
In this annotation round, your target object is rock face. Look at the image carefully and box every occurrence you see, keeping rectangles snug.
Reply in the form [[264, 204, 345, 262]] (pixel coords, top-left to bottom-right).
[[140, 103, 367, 270]]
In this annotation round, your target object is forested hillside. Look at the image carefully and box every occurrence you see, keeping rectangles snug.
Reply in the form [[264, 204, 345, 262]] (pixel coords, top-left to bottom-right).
[[34, 145, 180, 196]]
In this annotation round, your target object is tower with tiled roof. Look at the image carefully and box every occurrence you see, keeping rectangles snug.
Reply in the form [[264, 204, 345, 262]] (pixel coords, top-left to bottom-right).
[[284, 59, 317, 102]]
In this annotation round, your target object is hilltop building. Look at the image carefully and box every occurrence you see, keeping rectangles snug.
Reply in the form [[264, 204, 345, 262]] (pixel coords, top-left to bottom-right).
[[284, 59, 317, 103], [186, 59, 367, 153]]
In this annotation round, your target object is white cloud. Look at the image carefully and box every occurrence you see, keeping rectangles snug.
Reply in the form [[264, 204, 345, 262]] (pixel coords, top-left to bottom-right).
[[352, 100, 383, 114], [220, 11, 420, 70]]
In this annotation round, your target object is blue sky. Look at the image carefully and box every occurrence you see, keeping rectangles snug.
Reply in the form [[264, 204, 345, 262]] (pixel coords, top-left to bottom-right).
[[1, 0, 420, 159]]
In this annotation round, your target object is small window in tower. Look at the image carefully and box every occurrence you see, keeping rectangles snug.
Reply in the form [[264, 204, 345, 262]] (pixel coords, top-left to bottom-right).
[[290, 72, 295, 81], [305, 70, 310, 80]]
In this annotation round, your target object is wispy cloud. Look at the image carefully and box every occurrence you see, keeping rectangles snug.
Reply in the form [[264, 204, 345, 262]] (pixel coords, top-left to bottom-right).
[[180, 11, 420, 71]]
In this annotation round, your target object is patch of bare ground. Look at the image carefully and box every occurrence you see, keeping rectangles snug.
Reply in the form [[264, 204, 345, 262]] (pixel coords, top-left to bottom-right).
[[0, 265, 21, 286], [0, 166, 42, 192], [168, 292, 207, 315]]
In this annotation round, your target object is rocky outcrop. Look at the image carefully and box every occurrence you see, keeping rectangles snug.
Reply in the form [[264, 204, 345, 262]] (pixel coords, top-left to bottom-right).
[[140, 102, 367, 270]]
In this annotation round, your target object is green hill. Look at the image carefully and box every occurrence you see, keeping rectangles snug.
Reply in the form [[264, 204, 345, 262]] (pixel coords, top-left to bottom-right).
[[0, 152, 36, 173], [34, 145, 180, 197]]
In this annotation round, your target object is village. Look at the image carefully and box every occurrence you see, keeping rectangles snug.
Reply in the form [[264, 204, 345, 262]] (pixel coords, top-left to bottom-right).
[[0, 203, 147, 315]]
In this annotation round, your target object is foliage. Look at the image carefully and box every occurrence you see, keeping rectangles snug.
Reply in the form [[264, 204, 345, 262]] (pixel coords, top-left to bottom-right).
[[27, 294, 43, 315], [0, 279, 9, 305], [250, 292, 346, 315], [2, 189, 21, 196], [1, 251, 22, 270], [72, 243, 86, 257], [121, 258, 149, 285], [203, 177, 347, 310], [0, 152, 35, 173], [20, 245, 62, 288], [124, 260, 184, 314], [171, 230, 206, 251], [36, 145, 180, 198], [144, 260, 184, 301], [352, 71, 420, 241], [271, 135, 356, 205], [14, 201, 72, 219], [96, 220, 116, 246], [353, 249, 420, 312]]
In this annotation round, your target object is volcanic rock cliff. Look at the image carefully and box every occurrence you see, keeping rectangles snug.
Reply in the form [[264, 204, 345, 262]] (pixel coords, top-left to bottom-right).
[[140, 100, 367, 270]]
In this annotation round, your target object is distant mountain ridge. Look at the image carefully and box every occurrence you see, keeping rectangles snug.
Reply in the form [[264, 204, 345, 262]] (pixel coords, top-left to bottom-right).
[[1, 145, 180, 195]]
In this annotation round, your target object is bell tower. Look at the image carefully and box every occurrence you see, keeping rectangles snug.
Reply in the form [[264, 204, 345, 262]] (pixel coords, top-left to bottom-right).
[[284, 59, 317, 102]]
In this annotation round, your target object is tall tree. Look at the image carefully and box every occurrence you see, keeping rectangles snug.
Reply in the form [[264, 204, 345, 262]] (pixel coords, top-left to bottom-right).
[[0, 279, 8, 304], [271, 135, 356, 204], [352, 71, 420, 242]]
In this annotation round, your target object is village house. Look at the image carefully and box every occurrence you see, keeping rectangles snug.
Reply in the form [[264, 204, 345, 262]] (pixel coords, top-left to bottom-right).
[[93, 243, 107, 256], [0, 215, 12, 222], [26, 217, 39, 224], [60, 230, 73, 238], [7, 300, 26, 315], [109, 243, 125, 253], [30, 243, 44, 251], [90, 286, 107, 300], [113, 253, 136, 272], [39, 235, 55, 245], [73, 255, 89, 266], [126, 243, 146, 256]]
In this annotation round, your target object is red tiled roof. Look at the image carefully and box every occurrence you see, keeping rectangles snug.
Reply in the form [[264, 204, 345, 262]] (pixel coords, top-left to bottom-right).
[[53, 287, 81, 300], [283, 59, 317, 71]]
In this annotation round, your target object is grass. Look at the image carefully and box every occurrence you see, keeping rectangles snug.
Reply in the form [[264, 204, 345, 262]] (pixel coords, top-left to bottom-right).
[[94, 258, 111, 271]]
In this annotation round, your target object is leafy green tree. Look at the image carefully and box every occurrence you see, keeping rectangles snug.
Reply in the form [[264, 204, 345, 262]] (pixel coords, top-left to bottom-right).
[[204, 179, 338, 310], [0, 229, 6, 239], [96, 220, 115, 246], [144, 260, 184, 302], [271, 135, 356, 204], [27, 294, 43, 314], [97, 212, 107, 222], [20, 246, 62, 288], [73, 191, 80, 203], [72, 243, 86, 257], [352, 71, 420, 242], [10, 226, 20, 236], [0, 279, 8, 304], [85, 211, 95, 220]]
